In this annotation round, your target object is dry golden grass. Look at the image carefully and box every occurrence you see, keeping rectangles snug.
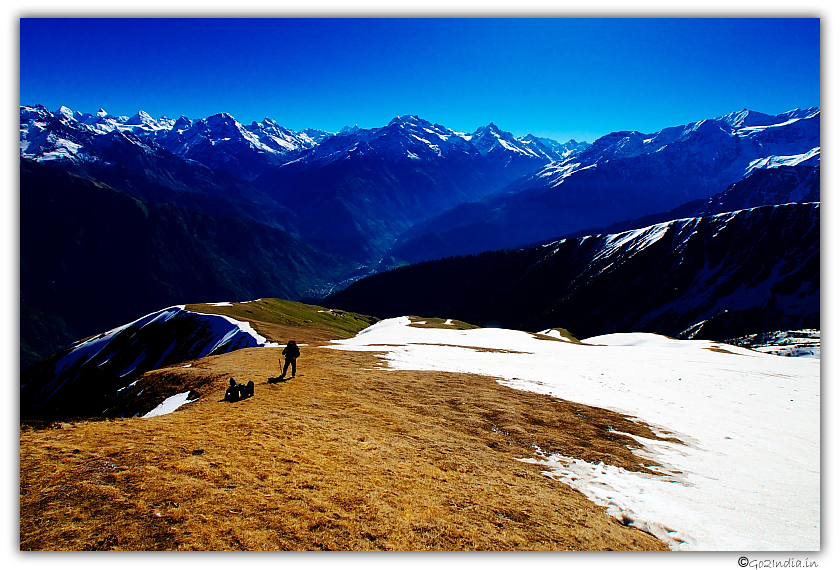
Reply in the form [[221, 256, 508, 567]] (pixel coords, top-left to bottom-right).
[[20, 320, 672, 551]]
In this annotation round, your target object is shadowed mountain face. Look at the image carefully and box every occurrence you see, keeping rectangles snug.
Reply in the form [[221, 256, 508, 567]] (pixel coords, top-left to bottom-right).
[[326, 203, 819, 342], [20, 306, 267, 421], [252, 116, 561, 262], [20, 159, 347, 369], [503, 163, 820, 248]]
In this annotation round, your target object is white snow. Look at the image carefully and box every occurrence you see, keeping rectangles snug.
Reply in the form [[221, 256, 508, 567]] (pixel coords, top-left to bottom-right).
[[745, 147, 821, 176], [329, 317, 819, 551], [214, 314, 279, 348], [142, 391, 197, 418]]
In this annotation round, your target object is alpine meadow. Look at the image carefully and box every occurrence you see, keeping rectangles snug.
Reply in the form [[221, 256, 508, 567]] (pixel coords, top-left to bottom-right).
[[18, 17, 821, 556]]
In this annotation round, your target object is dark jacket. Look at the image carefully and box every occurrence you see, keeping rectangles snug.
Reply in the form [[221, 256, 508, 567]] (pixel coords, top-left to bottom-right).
[[282, 342, 300, 360]]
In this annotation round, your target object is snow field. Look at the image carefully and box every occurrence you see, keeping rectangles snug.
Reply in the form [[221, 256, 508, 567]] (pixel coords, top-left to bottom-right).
[[329, 317, 820, 551]]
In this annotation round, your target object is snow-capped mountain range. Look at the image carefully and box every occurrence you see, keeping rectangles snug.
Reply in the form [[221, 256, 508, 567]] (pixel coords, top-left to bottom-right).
[[21, 103, 817, 265], [20, 103, 820, 369], [529, 106, 819, 202], [20, 105, 583, 180], [21, 105, 326, 181], [391, 107, 820, 262]]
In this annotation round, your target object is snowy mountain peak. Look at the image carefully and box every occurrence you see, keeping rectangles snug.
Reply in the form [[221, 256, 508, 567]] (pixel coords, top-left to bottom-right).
[[472, 122, 506, 137], [173, 115, 193, 132], [205, 112, 239, 127], [300, 128, 333, 143], [518, 134, 590, 161], [126, 110, 156, 126], [716, 107, 820, 129], [389, 114, 422, 126], [56, 105, 76, 121], [717, 109, 779, 128], [340, 124, 361, 135], [470, 122, 548, 159], [257, 117, 279, 127]]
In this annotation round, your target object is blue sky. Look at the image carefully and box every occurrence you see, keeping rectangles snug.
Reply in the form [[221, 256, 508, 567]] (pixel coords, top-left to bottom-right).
[[20, 17, 820, 142]]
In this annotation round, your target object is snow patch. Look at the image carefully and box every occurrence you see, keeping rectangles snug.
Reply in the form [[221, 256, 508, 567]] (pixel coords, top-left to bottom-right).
[[745, 147, 820, 176], [142, 391, 197, 418]]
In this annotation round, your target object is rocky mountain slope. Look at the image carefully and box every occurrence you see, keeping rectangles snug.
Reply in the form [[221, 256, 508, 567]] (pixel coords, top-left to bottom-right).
[[20, 159, 350, 369], [327, 202, 820, 341], [251, 115, 575, 262], [391, 108, 819, 262], [20, 104, 819, 368]]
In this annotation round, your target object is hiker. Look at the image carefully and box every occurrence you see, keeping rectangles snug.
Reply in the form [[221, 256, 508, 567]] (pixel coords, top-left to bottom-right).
[[281, 340, 300, 378]]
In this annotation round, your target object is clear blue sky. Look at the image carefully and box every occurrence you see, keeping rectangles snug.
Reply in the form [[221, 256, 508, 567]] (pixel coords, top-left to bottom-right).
[[19, 17, 820, 143]]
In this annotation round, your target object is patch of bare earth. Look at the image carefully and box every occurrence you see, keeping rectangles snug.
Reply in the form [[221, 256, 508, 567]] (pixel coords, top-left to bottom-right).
[[21, 341, 670, 551]]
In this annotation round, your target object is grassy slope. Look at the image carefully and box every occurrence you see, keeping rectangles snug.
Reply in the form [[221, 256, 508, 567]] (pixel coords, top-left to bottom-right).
[[186, 298, 379, 344], [20, 300, 668, 551]]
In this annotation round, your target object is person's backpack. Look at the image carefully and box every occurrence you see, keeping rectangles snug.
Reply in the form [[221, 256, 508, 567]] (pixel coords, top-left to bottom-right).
[[225, 385, 240, 402]]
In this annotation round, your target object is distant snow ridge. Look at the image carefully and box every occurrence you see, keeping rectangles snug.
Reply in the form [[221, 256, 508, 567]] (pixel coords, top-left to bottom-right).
[[745, 147, 820, 176], [527, 107, 820, 193], [19, 104, 585, 175]]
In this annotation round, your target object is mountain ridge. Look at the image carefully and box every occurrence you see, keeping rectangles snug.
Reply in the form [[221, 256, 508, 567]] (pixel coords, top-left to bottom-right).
[[388, 109, 819, 263], [20, 158, 351, 369], [20, 103, 819, 367], [326, 202, 819, 341]]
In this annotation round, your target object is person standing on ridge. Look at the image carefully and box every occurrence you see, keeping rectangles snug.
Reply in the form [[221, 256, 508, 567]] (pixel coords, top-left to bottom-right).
[[281, 340, 300, 378]]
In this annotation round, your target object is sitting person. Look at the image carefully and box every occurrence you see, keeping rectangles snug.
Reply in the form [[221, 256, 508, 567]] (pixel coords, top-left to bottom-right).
[[225, 378, 242, 402], [225, 377, 254, 401]]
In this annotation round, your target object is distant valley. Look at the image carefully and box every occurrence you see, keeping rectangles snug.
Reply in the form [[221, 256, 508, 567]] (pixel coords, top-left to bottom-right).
[[20, 104, 819, 368]]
